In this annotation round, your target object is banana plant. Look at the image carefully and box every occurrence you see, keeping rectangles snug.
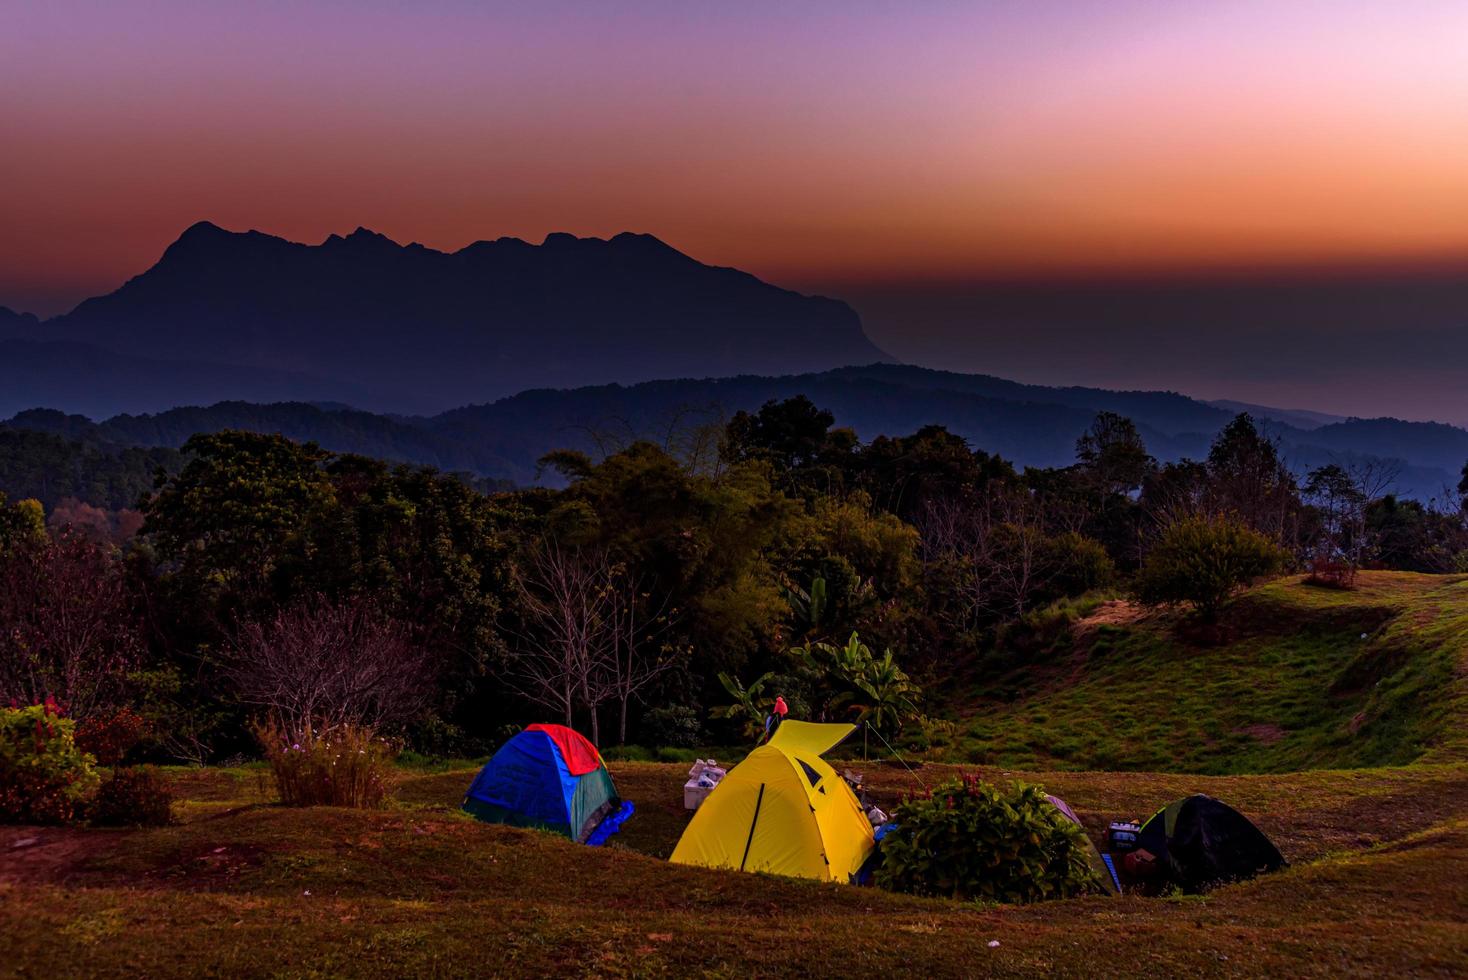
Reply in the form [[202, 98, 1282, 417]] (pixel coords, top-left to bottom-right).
[[784, 575, 829, 639], [843, 648, 922, 736], [794, 631, 922, 736], [712, 671, 774, 739]]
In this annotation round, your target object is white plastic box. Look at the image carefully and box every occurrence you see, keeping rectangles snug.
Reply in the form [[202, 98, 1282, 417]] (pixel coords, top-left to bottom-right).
[[683, 759, 726, 810]]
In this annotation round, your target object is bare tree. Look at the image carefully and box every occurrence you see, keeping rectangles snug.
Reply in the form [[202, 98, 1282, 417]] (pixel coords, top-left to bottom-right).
[[507, 539, 618, 745], [915, 485, 1050, 625], [226, 595, 432, 737], [1306, 457, 1401, 576], [0, 529, 141, 719], [604, 564, 682, 744]]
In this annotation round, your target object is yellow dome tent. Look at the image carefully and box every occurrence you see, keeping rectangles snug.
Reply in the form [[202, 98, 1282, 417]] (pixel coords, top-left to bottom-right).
[[669, 721, 875, 882]]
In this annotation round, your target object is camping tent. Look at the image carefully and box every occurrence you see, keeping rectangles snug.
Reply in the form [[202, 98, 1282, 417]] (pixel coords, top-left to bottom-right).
[[1133, 795, 1285, 892], [462, 724, 631, 844], [670, 721, 875, 882], [1045, 794, 1120, 894]]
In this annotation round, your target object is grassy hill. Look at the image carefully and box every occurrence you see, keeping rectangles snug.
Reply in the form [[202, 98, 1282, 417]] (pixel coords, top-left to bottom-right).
[[2, 571, 1466, 976], [957, 572, 1468, 774]]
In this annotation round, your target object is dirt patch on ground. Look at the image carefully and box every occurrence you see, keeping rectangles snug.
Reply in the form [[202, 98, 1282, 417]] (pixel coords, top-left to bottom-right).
[[1234, 723, 1288, 744], [1063, 600, 1149, 683], [142, 842, 270, 890], [0, 826, 119, 885], [1071, 599, 1147, 638]]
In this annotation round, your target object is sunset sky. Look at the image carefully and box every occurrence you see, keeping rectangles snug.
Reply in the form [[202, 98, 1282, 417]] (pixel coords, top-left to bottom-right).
[[4, 0, 1467, 419]]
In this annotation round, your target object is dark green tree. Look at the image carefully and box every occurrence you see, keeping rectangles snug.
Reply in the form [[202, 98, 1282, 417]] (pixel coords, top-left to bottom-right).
[[1135, 514, 1284, 619], [1075, 412, 1154, 495], [1203, 414, 1301, 543]]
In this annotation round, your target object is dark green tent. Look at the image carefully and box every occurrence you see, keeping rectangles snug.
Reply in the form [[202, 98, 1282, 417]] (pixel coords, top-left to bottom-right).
[[1134, 795, 1285, 892]]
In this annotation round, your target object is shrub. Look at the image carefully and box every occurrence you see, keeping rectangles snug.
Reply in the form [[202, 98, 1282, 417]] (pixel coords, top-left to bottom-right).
[[1305, 558, 1357, 590], [75, 707, 149, 766], [254, 720, 396, 808], [89, 765, 174, 827], [0, 701, 100, 824], [227, 596, 432, 736], [640, 704, 703, 748], [407, 717, 491, 760], [1037, 532, 1116, 602], [876, 776, 1104, 903], [901, 714, 961, 754], [1135, 515, 1285, 618]]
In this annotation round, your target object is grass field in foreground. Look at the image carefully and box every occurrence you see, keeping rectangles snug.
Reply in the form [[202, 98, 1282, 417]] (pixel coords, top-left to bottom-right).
[[2, 760, 1466, 978]]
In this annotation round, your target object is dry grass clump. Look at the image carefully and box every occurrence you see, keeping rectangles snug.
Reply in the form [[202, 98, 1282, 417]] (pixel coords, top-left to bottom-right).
[[253, 720, 396, 808]]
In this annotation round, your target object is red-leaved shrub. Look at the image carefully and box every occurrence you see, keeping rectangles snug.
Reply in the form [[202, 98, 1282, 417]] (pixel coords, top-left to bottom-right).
[[75, 707, 149, 766]]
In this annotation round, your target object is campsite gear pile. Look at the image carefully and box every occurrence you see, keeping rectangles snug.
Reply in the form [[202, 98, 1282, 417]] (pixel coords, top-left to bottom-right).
[[671, 720, 875, 882], [683, 759, 727, 811], [840, 769, 888, 827], [462, 724, 633, 845], [1107, 820, 1141, 852]]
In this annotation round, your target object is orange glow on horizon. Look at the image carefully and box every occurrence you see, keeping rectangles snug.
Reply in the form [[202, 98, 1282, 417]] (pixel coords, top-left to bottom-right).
[[3, 1, 1467, 315]]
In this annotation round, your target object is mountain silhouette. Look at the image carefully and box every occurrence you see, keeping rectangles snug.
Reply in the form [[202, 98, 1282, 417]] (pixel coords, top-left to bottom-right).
[[13, 222, 889, 413]]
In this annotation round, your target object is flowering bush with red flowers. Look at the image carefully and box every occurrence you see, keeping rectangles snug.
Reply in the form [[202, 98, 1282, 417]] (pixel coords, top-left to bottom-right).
[[0, 699, 100, 824], [75, 707, 150, 766]]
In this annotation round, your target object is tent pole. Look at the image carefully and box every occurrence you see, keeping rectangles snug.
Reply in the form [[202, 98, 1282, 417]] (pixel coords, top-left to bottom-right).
[[739, 783, 766, 872]]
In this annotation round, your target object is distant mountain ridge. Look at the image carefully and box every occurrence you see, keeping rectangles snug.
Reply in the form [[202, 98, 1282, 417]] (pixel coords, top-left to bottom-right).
[[5, 364, 1463, 501], [3, 221, 889, 414], [1208, 399, 1347, 431]]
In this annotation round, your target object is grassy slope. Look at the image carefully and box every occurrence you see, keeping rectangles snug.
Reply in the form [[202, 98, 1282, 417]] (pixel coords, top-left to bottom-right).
[[959, 572, 1468, 773], [2, 570, 1466, 977]]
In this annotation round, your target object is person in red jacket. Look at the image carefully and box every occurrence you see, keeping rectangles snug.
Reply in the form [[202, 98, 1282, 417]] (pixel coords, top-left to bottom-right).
[[762, 695, 790, 742]]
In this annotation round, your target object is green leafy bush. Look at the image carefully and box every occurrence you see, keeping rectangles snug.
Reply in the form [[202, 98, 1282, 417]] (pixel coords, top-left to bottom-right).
[[641, 704, 703, 748], [876, 776, 1104, 903], [1135, 514, 1285, 618], [1037, 532, 1116, 602], [255, 721, 396, 808], [89, 765, 174, 827], [0, 700, 100, 824], [600, 744, 655, 763], [407, 717, 491, 761]]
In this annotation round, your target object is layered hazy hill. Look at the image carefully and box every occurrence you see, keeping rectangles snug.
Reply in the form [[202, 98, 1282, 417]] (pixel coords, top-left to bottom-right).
[[5, 363, 1465, 501], [2, 222, 887, 414]]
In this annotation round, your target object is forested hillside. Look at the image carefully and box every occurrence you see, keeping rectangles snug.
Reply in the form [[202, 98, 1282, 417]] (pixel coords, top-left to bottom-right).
[[3, 398, 1465, 764]]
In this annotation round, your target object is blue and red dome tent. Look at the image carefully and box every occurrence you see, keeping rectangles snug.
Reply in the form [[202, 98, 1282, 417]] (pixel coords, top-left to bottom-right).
[[462, 724, 633, 845]]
